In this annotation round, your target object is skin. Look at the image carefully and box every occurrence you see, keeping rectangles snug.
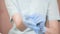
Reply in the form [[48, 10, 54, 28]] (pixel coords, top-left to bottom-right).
[[12, 13, 27, 31], [45, 20, 59, 34], [0, 33, 2, 34], [12, 13, 59, 34]]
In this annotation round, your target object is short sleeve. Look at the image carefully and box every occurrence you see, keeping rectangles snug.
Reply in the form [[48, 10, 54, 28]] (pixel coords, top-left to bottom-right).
[[47, 0, 59, 20], [5, 0, 19, 20], [58, 16, 60, 20]]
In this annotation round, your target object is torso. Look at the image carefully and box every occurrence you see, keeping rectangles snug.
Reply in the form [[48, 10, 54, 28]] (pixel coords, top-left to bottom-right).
[[15, 0, 50, 17]]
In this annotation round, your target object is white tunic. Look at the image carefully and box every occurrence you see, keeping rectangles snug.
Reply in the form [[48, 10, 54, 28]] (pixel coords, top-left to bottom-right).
[[4, 0, 59, 34]]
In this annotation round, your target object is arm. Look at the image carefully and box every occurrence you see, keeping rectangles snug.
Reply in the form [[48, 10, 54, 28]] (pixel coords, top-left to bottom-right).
[[46, 20, 59, 34], [45, 0, 59, 34], [12, 13, 27, 31], [4, 0, 27, 31]]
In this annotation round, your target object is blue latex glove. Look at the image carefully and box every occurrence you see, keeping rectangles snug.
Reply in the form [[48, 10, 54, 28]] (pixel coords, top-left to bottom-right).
[[23, 13, 46, 34]]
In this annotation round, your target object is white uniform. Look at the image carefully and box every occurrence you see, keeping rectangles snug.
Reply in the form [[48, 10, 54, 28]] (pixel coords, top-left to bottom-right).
[[4, 0, 59, 34]]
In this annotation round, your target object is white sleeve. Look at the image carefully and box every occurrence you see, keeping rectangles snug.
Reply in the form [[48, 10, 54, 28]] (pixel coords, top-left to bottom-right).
[[4, 0, 19, 21], [58, 14, 60, 20], [48, 0, 59, 20], [58, 16, 60, 20]]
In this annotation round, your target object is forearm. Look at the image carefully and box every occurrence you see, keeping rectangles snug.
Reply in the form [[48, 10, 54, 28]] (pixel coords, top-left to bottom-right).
[[12, 13, 27, 31], [45, 20, 59, 34], [16, 22, 27, 32]]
